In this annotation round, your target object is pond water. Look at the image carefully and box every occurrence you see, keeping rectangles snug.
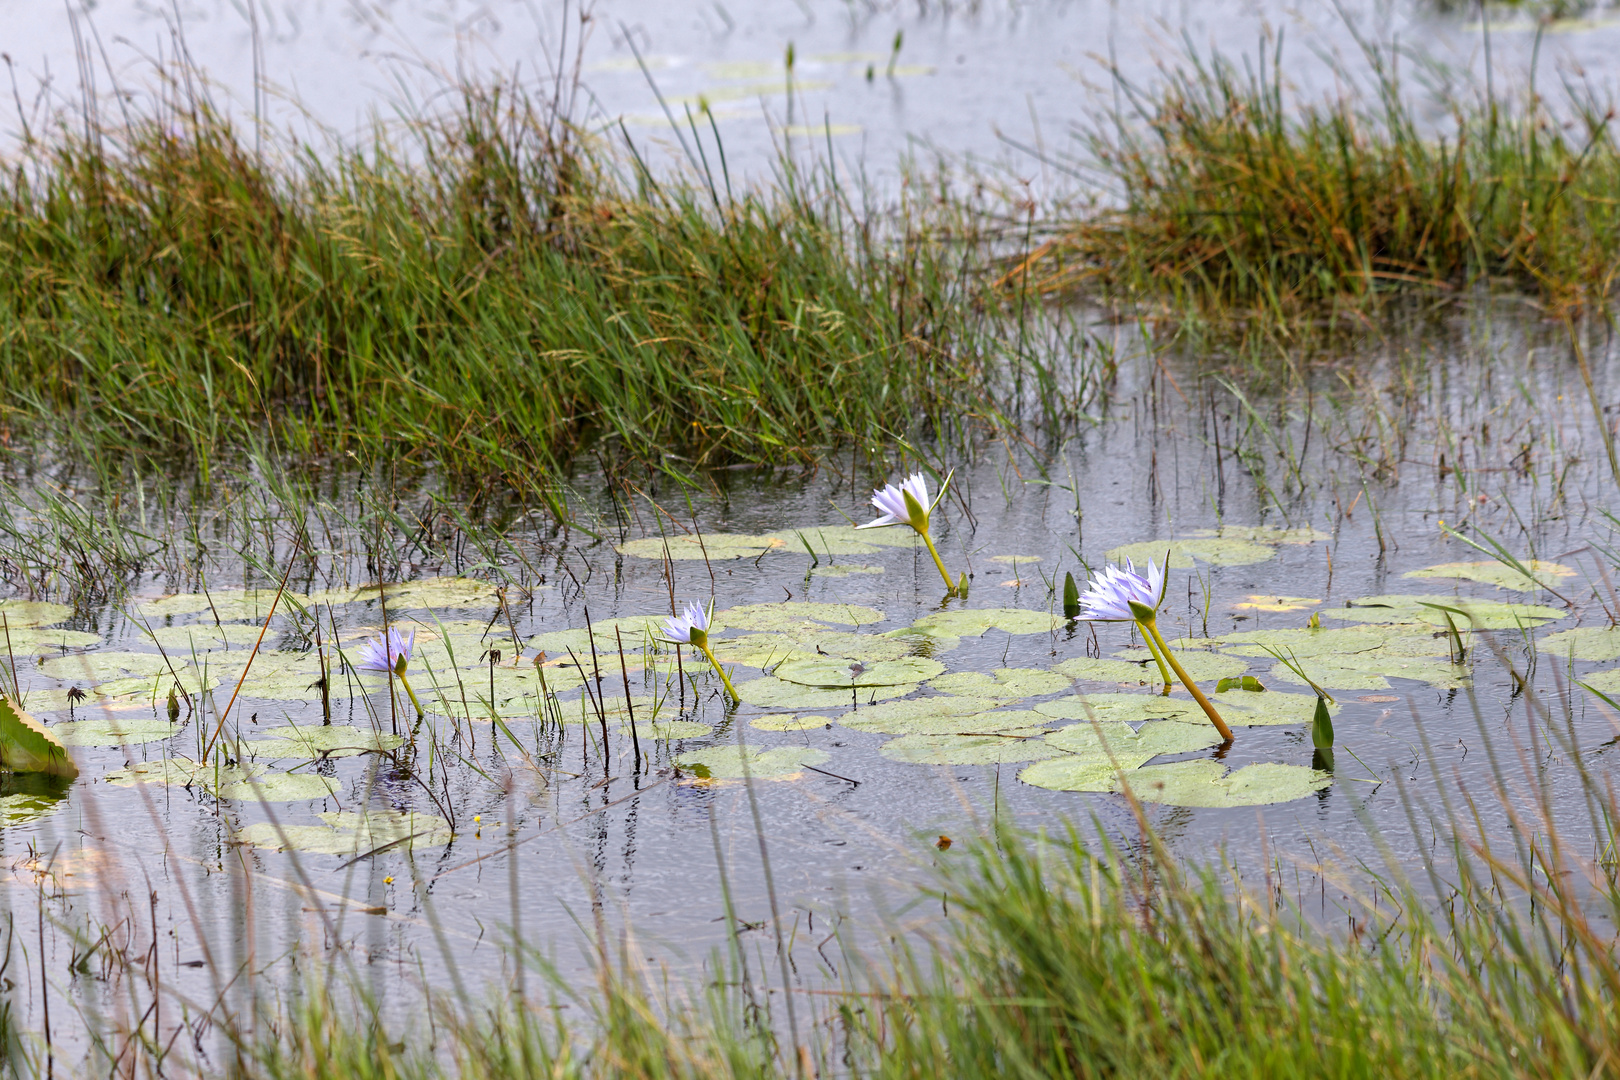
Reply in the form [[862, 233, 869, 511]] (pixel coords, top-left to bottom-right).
[[0, 302, 1616, 1059]]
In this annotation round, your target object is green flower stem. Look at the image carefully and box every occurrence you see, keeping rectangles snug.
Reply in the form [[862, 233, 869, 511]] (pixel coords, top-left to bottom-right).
[[917, 529, 958, 594], [396, 672, 426, 719], [1142, 617, 1234, 741], [1135, 622, 1175, 687], [698, 643, 742, 704]]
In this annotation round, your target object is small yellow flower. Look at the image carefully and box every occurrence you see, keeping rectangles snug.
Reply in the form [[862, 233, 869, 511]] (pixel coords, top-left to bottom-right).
[[383, 876, 394, 885]]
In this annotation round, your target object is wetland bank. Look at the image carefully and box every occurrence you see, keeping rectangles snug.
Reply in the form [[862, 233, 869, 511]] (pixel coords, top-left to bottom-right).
[[4, 1, 1620, 1076]]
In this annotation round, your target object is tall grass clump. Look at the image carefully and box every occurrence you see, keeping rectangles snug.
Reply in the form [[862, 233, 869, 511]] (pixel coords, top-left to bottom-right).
[[1028, 41, 1620, 323], [0, 77, 996, 477]]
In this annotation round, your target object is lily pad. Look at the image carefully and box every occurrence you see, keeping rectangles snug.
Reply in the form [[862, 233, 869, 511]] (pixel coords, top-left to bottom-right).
[[244, 724, 405, 760], [1109, 649, 1248, 682], [1324, 595, 1564, 630], [527, 616, 673, 656], [0, 601, 73, 628], [1045, 718, 1224, 759], [216, 771, 342, 802], [909, 608, 1062, 638], [1403, 560, 1577, 593], [148, 623, 272, 651], [373, 577, 500, 609], [1267, 655, 1469, 691], [137, 590, 308, 622], [1106, 538, 1277, 569], [769, 526, 884, 556], [96, 672, 220, 699], [616, 534, 785, 561], [1218, 627, 1386, 658], [0, 698, 76, 777], [52, 718, 178, 747], [1018, 757, 1136, 793], [40, 651, 176, 681], [988, 555, 1043, 564], [674, 745, 829, 779], [840, 701, 1047, 735], [718, 602, 886, 631], [929, 668, 1073, 699], [1230, 595, 1322, 613], [1121, 759, 1330, 807], [736, 677, 914, 710], [1054, 657, 1160, 683], [772, 656, 943, 688], [880, 731, 1059, 765], [751, 714, 832, 731], [620, 719, 711, 739], [1195, 525, 1328, 544], [0, 628, 101, 654], [238, 810, 453, 855], [1211, 689, 1338, 727], [1541, 627, 1620, 662], [1035, 694, 1201, 724]]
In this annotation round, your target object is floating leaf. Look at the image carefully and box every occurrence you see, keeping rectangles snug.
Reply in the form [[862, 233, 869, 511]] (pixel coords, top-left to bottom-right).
[[773, 656, 944, 688], [1267, 655, 1468, 691], [767, 526, 884, 555], [0, 774, 69, 828], [96, 671, 219, 699], [0, 628, 101, 654], [909, 608, 1061, 638], [1324, 594, 1563, 630], [0, 601, 73, 628], [620, 719, 711, 739], [713, 631, 913, 668], [1194, 525, 1328, 544], [1106, 538, 1276, 569], [148, 623, 272, 650], [616, 534, 785, 561], [988, 555, 1043, 564], [718, 602, 886, 631], [527, 616, 671, 656], [217, 772, 342, 802], [1122, 760, 1330, 807], [811, 564, 884, 577], [40, 651, 176, 681], [1212, 689, 1339, 727], [244, 725, 405, 760], [1539, 627, 1620, 661], [52, 718, 177, 747], [238, 810, 452, 855], [835, 697, 1005, 734], [1217, 627, 1386, 658], [1035, 694, 1201, 724], [0, 698, 76, 777], [1231, 595, 1320, 612], [673, 745, 829, 779], [1018, 757, 1134, 793], [751, 714, 832, 731], [378, 577, 500, 609], [1403, 560, 1577, 593], [137, 590, 307, 622], [103, 757, 250, 789], [1054, 657, 1157, 683], [1110, 649, 1248, 682], [929, 668, 1072, 700], [880, 731, 1059, 765], [1046, 718, 1224, 759], [736, 677, 914, 709]]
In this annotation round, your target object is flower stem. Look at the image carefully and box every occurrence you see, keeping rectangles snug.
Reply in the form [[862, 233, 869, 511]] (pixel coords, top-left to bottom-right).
[[699, 644, 741, 704], [397, 672, 426, 719], [1143, 617, 1233, 741], [917, 529, 958, 594], [1135, 622, 1174, 687]]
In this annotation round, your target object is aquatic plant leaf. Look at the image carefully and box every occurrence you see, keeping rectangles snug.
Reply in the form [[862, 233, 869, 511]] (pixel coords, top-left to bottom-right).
[[810, 564, 884, 577], [103, 757, 237, 789], [1192, 525, 1328, 544], [0, 628, 101, 654], [988, 554, 1043, 564], [1267, 655, 1469, 691], [149, 623, 272, 650], [709, 634, 818, 667], [767, 526, 883, 556], [929, 668, 1073, 699], [40, 651, 176, 681], [137, 590, 308, 622], [0, 601, 73, 628], [1324, 594, 1563, 629], [836, 697, 1009, 734], [1106, 538, 1276, 569], [1053, 657, 1157, 683], [621, 719, 711, 739], [1122, 760, 1331, 807], [239, 810, 452, 855], [751, 714, 832, 731], [1231, 595, 1321, 612], [1018, 757, 1136, 792], [1035, 694, 1201, 724], [1215, 676, 1266, 693], [244, 724, 405, 759], [616, 534, 785, 561], [1403, 560, 1577, 593], [366, 577, 500, 609], [909, 608, 1062, 638], [736, 677, 914, 709], [52, 718, 177, 747], [1311, 696, 1335, 749], [1046, 718, 1224, 758], [0, 698, 76, 777], [0, 790, 66, 827], [1211, 689, 1340, 726], [673, 745, 830, 779], [1218, 627, 1386, 658], [718, 602, 886, 631], [1537, 627, 1620, 662], [774, 656, 944, 688], [880, 731, 1059, 765], [96, 672, 219, 699], [217, 772, 342, 802], [527, 616, 671, 656], [1110, 649, 1248, 682]]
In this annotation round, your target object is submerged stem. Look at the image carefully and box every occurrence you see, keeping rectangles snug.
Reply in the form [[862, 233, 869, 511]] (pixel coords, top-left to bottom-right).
[[917, 529, 958, 594], [1143, 617, 1233, 741], [699, 644, 742, 704]]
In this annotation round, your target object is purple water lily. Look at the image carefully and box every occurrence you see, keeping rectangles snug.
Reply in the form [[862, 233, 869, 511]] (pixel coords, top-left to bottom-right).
[[355, 627, 416, 674], [1077, 558, 1165, 622], [662, 601, 739, 704], [856, 470, 960, 594]]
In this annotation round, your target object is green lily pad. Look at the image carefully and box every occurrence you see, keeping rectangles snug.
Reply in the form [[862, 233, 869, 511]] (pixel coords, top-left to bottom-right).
[[1540, 627, 1620, 662], [148, 623, 273, 651], [840, 702, 1047, 736], [709, 634, 818, 668], [620, 719, 711, 739], [1324, 595, 1564, 630], [238, 810, 453, 855], [988, 555, 1043, 564], [1035, 694, 1202, 724], [929, 668, 1073, 700], [137, 590, 308, 622], [103, 757, 223, 788], [1365, 633, 1457, 658], [0, 601, 73, 628], [0, 779, 68, 827], [1267, 655, 1469, 691], [909, 608, 1062, 638], [810, 564, 883, 578], [1403, 560, 1577, 593], [244, 725, 405, 759], [1217, 627, 1387, 658], [40, 651, 176, 681], [374, 577, 500, 609], [736, 677, 914, 710], [0, 697, 76, 777], [1018, 757, 1135, 793], [1121, 759, 1331, 807], [1106, 538, 1276, 569], [216, 771, 342, 802], [527, 616, 673, 656], [1110, 649, 1248, 682], [1053, 657, 1159, 683], [1580, 668, 1620, 694], [718, 602, 886, 632], [616, 534, 786, 561], [773, 656, 944, 688], [95, 672, 219, 699], [674, 745, 830, 778], [769, 527, 884, 556], [52, 718, 177, 746], [880, 731, 1059, 765], [751, 714, 832, 731], [0, 628, 101, 654], [1194, 525, 1328, 544], [1211, 689, 1337, 727], [1018, 719, 1223, 791]]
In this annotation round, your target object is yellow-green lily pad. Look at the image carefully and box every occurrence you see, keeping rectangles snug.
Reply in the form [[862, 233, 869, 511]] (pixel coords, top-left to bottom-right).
[[811, 564, 884, 578], [1267, 655, 1469, 691], [620, 719, 711, 739], [1324, 595, 1563, 629], [148, 623, 272, 651], [137, 590, 307, 622], [238, 809, 452, 855], [880, 731, 1059, 765], [0, 697, 76, 777], [0, 628, 101, 654], [96, 671, 219, 699], [616, 534, 785, 561], [1540, 627, 1620, 662], [1035, 694, 1202, 724], [839, 702, 1046, 736], [244, 724, 405, 759], [751, 714, 832, 731], [1019, 719, 1222, 791], [1217, 627, 1386, 658], [769, 527, 883, 556], [929, 668, 1072, 699], [1211, 689, 1337, 727], [772, 656, 944, 688], [1403, 560, 1577, 593], [674, 745, 829, 778], [718, 602, 886, 631], [40, 651, 176, 681], [216, 771, 342, 802], [910, 608, 1062, 638], [1106, 538, 1276, 569], [1054, 657, 1159, 683], [0, 601, 73, 628], [736, 677, 914, 709], [1194, 525, 1328, 544], [52, 718, 177, 746], [1121, 759, 1330, 807], [1110, 649, 1248, 682], [527, 616, 673, 656]]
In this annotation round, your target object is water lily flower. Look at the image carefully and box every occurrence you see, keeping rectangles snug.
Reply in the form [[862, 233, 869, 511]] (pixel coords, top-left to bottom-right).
[[857, 470, 959, 594], [355, 627, 425, 718], [662, 600, 739, 704], [1077, 557, 1233, 741]]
